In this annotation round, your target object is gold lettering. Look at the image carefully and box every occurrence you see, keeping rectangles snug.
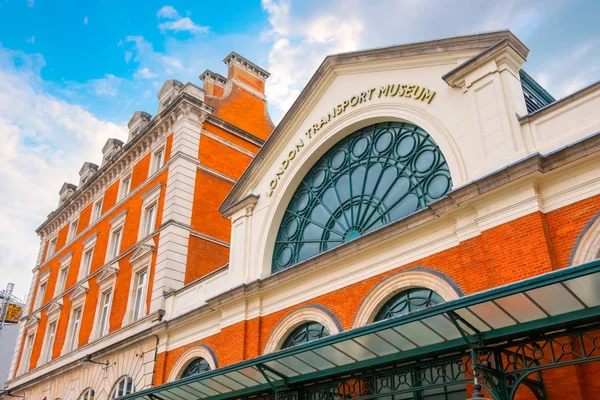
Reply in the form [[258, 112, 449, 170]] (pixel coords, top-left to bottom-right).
[[404, 85, 415, 97], [305, 127, 313, 139], [368, 87, 376, 100], [336, 104, 343, 115], [412, 85, 424, 99], [282, 159, 289, 170], [276, 168, 285, 179], [288, 149, 296, 160], [389, 84, 400, 97], [422, 88, 435, 104], [378, 85, 389, 97], [319, 117, 328, 128], [313, 123, 319, 133], [295, 139, 305, 153], [350, 95, 359, 106], [342, 100, 350, 111], [359, 91, 368, 103], [270, 179, 277, 189], [398, 84, 406, 96]]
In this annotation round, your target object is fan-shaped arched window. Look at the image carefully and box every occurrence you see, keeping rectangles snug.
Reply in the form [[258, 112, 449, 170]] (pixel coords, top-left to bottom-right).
[[281, 322, 330, 349], [78, 388, 95, 400], [374, 288, 444, 322], [110, 376, 134, 399], [181, 357, 211, 378], [273, 121, 451, 273]]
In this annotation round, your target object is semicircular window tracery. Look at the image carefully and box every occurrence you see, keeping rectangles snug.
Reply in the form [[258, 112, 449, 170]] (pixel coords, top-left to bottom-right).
[[281, 322, 330, 349], [374, 288, 444, 322], [180, 357, 211, 378], [273, 121, 452, 273]]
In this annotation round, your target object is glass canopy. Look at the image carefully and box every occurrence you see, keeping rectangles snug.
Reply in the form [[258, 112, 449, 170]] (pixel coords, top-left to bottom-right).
[[118, 259, 600, 400], [272, 122, 452, 273]]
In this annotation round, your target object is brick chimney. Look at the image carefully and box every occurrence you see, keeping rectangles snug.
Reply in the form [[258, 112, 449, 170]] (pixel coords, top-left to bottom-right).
[[199, 70, 227, 97], [223, 52, 270, 96]]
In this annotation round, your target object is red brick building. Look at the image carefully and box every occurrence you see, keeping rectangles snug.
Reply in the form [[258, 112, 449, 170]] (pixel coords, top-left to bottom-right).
[[4, 31, 600, 400]]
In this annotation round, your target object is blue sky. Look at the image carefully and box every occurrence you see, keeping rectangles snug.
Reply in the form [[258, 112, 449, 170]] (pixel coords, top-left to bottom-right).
[[1, 0, 599, 300]]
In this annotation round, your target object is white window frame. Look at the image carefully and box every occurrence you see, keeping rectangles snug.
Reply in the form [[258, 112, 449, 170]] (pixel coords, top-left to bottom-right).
[[78, 388, 95, 400], [129, 266, 149, 323], [65, 305, 83, 353], [118, 173, 133, 201], [79, 234, 97, 280], [20, 332, 36, 373], [55, 252, 73, 297], [47, 237, 57, 259], [138, 184, 161, 241], [95, 288, 112, 339], [150, 144, 166, 175], [68, 218, 79, 242], [110, 375, 135, 399], [92, 198, 104, 222], [106, 211, 127, 263], [41, 319, 58, 364], [35, 270, 51, 310]]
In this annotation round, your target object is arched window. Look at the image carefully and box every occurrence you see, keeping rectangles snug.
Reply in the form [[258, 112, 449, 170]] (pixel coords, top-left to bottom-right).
[[181, 357, 211, 378], [273, 121, 451, 273], [110, 376, 134, 399], [78, 388, 95, 400], [373, 288, 444, 321], [281, 322, 330, 349]]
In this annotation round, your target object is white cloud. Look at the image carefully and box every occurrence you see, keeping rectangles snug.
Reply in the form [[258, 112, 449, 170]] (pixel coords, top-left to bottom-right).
[[26, 36, 35, 44], [156, 5, 209, 34], [157, 5, 179, 19], [84, 16, 88, 25], [260, 0, 573, 122], [0, 46, 126, 300], [134, 67, 158, 79], [27, 0, 34, 7], [89, 74, 124, 96]]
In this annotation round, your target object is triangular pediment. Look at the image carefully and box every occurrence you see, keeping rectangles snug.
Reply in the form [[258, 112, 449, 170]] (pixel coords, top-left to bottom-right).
[[97, 262, 119, 283], [47, 298, 63, 315], [25, 313, 40, 328], [70, 281, 89, 301], [129, 239, 155, 264], [219, 30, 527, 215]]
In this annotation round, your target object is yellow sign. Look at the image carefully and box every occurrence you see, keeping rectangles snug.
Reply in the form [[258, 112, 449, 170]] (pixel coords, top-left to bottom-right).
[[267, 84, 436, 196], [5, 303, 22, 323]]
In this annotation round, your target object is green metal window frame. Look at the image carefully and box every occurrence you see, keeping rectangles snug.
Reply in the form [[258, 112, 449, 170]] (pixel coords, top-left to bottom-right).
[[273, 122, 452, 273], [117, 259, 600, 400], [181, 358, 212, 379], [281, 322, 330, 349], [374, 288, 445, 322]]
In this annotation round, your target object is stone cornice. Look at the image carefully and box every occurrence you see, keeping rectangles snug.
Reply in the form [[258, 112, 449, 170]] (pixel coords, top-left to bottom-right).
[[219, 30, 522, 215], [36, 92, 213, 239]]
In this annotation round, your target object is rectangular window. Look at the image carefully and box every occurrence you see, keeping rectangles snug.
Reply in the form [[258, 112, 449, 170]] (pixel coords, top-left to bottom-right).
[[68, 307, 82, 352], [47, 238, 57, 258], [81, 247, 94, 278], [92, 199, 103, 221], [109, 228, 123, 259], [22, 334, 35, 372], [35, 282, 47, 309], [43, 321, 57, 363], [142, 203, 157, 237], [151, 147, 164, 174], [98, 290, 112, 337], [57, 266, 69, 294], [68, 219, 79, 241], [132, 270, 148, 322], [119, 175, 132, 201]]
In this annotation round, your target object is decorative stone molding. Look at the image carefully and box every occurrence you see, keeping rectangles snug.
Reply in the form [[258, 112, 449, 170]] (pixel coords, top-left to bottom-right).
[[352, 269, 462, 329], [69, 282, 89, 301], [101, 138, 124, 166], [223, 51, 270, 80], [129, 239, 155, 265], [570, 212, 600, 266], [58, 183, 77, 207], [97, 262, 119, 283], [167, 344, 218, 383], [263, 305, 342, 354], [46, 299, 63, 318], [78, 162, 99, 187], [128, 111, 152, 142]]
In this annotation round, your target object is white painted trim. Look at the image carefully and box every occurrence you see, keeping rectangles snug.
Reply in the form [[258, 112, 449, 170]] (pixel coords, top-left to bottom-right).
[[263, 306, 342, 354], [201, 129, 256, 158], [167, 345, 217, 382], [571, 213, 600, 266], [352, 270, 461, 329]]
